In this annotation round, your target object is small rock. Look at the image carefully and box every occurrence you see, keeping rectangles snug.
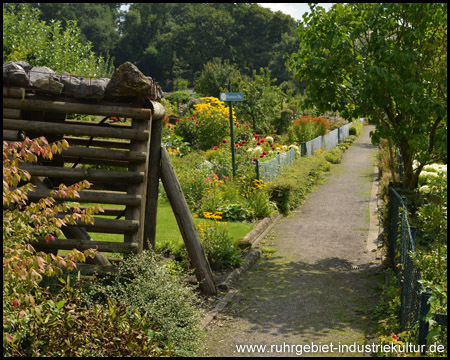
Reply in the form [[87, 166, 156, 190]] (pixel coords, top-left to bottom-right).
[[3, 62, 30, 87], [32, 78, 64, 94], [74, 78, 109, 99], [105, 61, 160, 98]]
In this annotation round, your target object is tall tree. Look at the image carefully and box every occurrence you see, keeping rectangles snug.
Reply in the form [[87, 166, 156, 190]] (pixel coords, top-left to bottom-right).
[[35, 3, 121, 58], [288, 3, 447, 188]]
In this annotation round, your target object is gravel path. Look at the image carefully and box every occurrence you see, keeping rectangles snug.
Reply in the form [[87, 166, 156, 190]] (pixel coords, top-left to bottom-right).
[[202, 125, 383, 357]]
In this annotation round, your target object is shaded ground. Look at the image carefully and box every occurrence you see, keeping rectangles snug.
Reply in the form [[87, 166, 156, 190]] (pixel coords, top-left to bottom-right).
[[202, 126, 383, 357]]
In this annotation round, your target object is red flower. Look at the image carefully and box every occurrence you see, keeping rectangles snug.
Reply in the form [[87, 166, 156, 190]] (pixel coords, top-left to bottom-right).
[[262, 151, 267, 155], [261, 138, 265, 142], [256, 141, 261, 145], [223, 139, 227, 143], [253, 157, 258, 162], [213, 146, 218, 150], [241, 140, 247, 144], [45, 234, 55, 243], [260, 154, 264, 158]]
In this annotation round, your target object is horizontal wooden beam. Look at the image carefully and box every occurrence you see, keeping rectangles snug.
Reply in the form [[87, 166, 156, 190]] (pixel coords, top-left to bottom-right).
[[19, 164, 144, 183], [53, 157, 130, 168], [3, 108, 21, 118], [3, 97, 153, 120], [3, 87, 26, 99], [34, 237, 138, 253], [3, 129, 21, 141], [26, 189, 141, 206], [62, 216, 139, 233], [64, 136, 130, 149], [58, 146, 146, 163], [4, 118, 149, 141]]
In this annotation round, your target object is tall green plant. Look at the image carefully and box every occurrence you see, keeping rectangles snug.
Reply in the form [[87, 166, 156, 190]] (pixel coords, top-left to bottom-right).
[[234, 68, 284, 133], [3, 3, 114, 77]]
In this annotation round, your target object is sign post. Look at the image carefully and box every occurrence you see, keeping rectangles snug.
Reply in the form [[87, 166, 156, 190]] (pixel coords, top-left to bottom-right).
[[220, 86, 244, 178]]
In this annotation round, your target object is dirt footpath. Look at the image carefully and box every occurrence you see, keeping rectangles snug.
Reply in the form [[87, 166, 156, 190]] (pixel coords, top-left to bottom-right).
[[202, 125, 383, 357]]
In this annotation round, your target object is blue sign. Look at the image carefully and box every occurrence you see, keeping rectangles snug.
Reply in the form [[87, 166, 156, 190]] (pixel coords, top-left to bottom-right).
[[219, 92, 244, 102]]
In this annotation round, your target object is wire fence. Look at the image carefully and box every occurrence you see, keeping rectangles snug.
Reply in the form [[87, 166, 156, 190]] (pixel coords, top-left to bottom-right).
[[256, 120, 359, 181], [386, 183, 447, 354]]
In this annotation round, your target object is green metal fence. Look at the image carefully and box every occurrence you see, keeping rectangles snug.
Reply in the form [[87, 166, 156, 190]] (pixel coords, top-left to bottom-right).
[[387, 183, 447, 354], [256, 120, 362, 181]]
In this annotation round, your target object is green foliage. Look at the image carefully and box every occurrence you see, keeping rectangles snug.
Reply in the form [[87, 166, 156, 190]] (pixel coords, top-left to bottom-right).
[[3, 3, 113, 77], [197, 213, 243, 270], [289, 3, 447, 189], [195, 57, 242, 97], [82, 250, 204, 356], [173, 77, 189, 91], [349, 121, 364, 137], [234, 68, 285, 133], [172, 115, 199, 148], [324, 147, 344, 164], [269, 154, 332, 214]]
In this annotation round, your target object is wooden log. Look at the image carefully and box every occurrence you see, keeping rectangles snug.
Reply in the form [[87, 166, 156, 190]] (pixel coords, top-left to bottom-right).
[[58, 147, 146, 163], [4, 118, 149, 141], [19, 164, 144, 183], [64, 136, 130, 149], [3, 97, 153, 120], [144, 118, 164, 249], [29, 176, 111, 266], [3, 129, 21, 141], [148, 100, 165, 121], [75, 207, 125, 217], [3, 108, 21, 118], [34, 237, 138, 253], [160, 145, 217, 295], [124, 115, 151, 251], [3, 87, 26, 99], [53, 157, 130, 168], [26, 189, 141, 206], [62, 216, 139, 233]]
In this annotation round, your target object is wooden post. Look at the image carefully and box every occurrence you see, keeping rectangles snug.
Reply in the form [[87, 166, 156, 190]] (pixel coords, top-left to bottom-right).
[[124, 115, 152, 252], [160, 145, 217, 295], [143, 117, 164, 249]]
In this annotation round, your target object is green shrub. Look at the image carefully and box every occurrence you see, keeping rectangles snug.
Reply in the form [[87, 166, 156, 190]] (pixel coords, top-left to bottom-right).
[[173, 115, 199, 147], [197, 213, 243, 270], [324, 147, 344, 164], [269, 155, 331, 214], [164, 91, 191, 107], [349, 121, 364, 137], [82, 250, 205, 357]]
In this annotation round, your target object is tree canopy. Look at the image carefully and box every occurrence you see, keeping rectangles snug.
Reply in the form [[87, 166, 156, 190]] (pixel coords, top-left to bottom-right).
[[288, 3, 447, 188], [27, 3, 299, 88]]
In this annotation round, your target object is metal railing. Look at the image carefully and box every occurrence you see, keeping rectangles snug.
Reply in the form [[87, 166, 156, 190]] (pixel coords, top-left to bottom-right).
[[387, 183, 447, 354]]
